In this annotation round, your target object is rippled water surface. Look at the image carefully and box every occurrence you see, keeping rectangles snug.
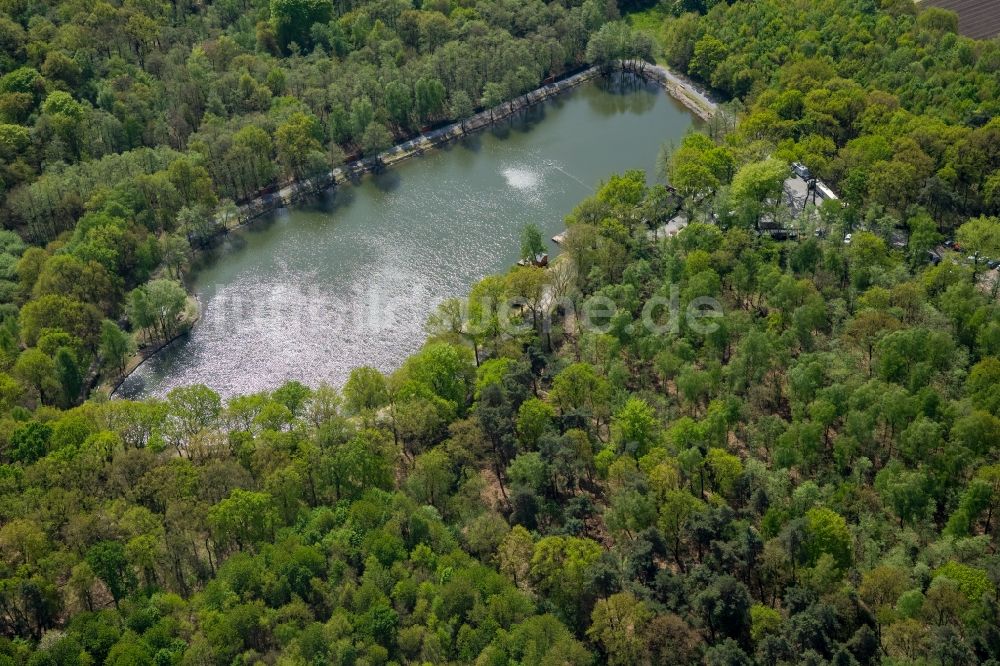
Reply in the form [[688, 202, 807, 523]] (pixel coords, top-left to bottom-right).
[[119, 74, 697, 399]]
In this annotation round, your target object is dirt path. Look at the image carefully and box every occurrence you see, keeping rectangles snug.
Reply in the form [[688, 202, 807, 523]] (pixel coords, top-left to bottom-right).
[[620, 59, 719, 121]]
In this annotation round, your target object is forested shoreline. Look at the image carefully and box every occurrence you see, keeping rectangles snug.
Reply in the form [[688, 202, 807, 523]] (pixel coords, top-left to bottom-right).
[[2, 0, 1000, 664], [0, 0, 650, 404], [206, 65, 605, 227]]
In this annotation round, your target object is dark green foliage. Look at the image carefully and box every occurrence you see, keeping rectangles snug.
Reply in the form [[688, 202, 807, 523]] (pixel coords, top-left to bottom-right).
[[84, 542, 136, 608], [269, 0, 332, 53], [8, 420, 51, 463]]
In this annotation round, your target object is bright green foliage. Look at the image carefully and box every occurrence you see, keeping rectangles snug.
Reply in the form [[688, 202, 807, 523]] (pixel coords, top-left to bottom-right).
[[275, 111, 325, 179], [613, 397, 660, 459], [967, 357, 1000, 415], [519, 224, 546, 264], [550, 363, 611, 420], [729, 158, 788, 227], [343, 365, 389, 414], [933, 561, 991, 602], [587, 592, 654, 665], [516, 398, 555, 449], [956, 216, 1000, 279], [208, 489, 277, 551], [530, 536, 603, 627], [402, 342, 473, 411], [705, 448, 742, 496], [804, 507, 852, 571], [585, 22, 654, 68], [127, 280, 188, 343], [749, 604, 781, 642]]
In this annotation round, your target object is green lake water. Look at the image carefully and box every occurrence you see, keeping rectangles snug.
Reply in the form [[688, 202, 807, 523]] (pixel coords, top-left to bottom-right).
[[118, 73, 697, 399]]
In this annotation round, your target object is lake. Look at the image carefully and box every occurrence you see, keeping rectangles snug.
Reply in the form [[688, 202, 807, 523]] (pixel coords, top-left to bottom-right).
[[118, 73, 697, 399]]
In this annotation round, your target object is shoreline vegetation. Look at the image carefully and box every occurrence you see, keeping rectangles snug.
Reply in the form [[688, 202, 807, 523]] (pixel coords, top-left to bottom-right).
[[233, 59, 717, 230], [104, 59, 717, 398], [3, 0, 647, 416], [103, 295, 200, 396]]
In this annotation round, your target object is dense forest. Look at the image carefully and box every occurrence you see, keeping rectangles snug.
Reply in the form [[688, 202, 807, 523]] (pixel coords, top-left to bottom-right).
[[653, 0, 1000, 225], [1, 0, 1000, 664]]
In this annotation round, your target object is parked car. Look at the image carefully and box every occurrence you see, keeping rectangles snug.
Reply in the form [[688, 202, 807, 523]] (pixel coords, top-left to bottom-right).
[[843, 233, 852, 245], [927, 250, 942, 265], [987, 259, 1000, 270]]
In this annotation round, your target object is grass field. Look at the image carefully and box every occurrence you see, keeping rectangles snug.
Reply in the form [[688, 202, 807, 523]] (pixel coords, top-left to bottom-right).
[[625, 5, 671, 63]]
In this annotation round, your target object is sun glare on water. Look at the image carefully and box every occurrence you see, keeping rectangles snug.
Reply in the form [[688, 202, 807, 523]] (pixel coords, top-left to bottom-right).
[[502, 166, 542, 191]]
